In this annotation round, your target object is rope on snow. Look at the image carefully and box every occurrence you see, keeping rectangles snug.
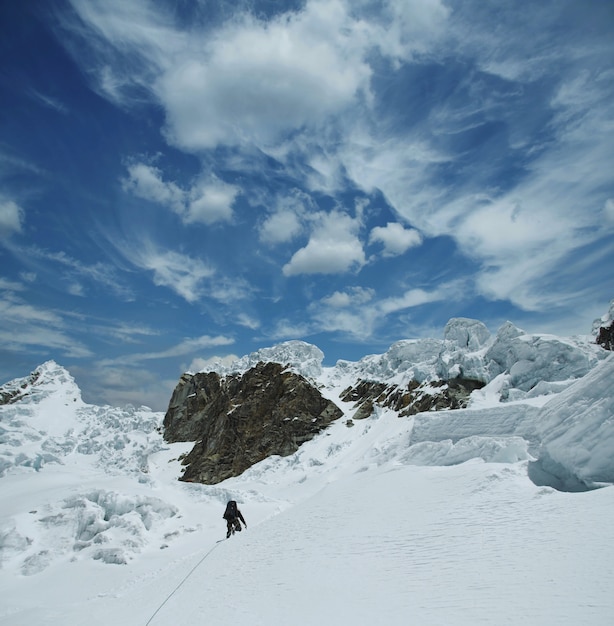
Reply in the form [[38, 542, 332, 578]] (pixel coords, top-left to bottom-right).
[[145, 540, 223, 625]]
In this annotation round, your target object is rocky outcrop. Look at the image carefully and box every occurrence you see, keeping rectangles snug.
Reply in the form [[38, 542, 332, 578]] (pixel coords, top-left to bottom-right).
[[163, 362, 342, 484], [593, 299, 614, 351], [596, 323, 613, 351], [341, 377, 485, 419]]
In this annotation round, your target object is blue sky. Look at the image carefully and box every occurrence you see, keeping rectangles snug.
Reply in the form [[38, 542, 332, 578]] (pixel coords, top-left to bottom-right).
[[1, 0, 613, 410]]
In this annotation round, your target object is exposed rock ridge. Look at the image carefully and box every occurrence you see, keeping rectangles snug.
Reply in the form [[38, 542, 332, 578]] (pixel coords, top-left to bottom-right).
[[341, 377, 486, 419], [163, 361, 342, 484]]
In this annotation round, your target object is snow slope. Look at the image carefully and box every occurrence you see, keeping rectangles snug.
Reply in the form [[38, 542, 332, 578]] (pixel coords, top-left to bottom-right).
[[1, 323, 613, 625]]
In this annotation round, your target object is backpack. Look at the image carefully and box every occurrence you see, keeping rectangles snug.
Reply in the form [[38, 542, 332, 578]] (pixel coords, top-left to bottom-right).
[[223, 500, 238, 520]]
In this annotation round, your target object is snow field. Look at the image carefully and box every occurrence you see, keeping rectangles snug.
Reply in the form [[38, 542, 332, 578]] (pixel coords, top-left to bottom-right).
[[142, 462, 614, 626], [1, 342, 614, 624]]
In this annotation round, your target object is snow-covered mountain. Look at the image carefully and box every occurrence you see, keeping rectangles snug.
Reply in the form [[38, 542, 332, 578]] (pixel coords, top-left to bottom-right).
[[1, 315, 613, 625]]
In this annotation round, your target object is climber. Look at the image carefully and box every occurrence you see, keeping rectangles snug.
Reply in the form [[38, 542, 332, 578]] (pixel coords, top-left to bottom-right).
[[223, 500, 246, 538]]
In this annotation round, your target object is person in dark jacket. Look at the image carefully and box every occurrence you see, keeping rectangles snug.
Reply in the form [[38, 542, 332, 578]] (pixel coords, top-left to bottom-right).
[[223, 500, 246, 538]]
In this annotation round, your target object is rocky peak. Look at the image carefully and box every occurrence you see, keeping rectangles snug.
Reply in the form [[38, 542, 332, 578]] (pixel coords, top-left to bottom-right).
[[163, 361, 342, 484]]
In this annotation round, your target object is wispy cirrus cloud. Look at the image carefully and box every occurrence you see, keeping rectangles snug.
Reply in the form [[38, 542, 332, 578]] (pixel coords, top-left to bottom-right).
[[101, 333, 235, 365], [0, 292, 92, 358], [275, 284, 453, 343], [27, 88, 69, 114], [9, 244, 133, 300], [124, 244, 214, 303]]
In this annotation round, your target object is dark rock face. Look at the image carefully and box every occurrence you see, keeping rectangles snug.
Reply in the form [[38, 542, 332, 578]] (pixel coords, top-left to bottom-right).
[[341, 377, 485, 418], [596, 322, 613, 351], [163, 362, 343, 484], [0, 369, 42, 405]]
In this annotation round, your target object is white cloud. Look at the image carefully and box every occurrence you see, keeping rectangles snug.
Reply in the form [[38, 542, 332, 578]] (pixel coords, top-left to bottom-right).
[[321, 287, 374, 308], [0, 197, 24, 237], [134, 247, 215, 303], [259, 209, 303, 245], [0, 277, 25, 291], [308, 283, 453, 341], [70, 362, 177, 411], [0, 293, 92, 358], [21, 246, 131, 299], [208, 276, 253, 304], [369, 222, 422, 257], [269, 318, 311, 341], [375, 0, 450, 60], [157, 0, 373, 150], [99, 321, 159, 344], [28, 89, 69, 114], [378, 287, 443, 315], [123, 162, 184, 211], [186, 178, 237, 224], [123, 162, 237, 225], [283, 211, 365, 276], [237, 313, 260, 330], [258, 190, 313, 244], [19, 272, 37, 283], [60, 0, 614, 319], [108, 334, 235, 364]]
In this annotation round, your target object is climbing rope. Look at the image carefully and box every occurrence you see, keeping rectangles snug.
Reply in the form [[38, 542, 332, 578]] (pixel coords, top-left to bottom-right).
[[144, 540, 223, 625]]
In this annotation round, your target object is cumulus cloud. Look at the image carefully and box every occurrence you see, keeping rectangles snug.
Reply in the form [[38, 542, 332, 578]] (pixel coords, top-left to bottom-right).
[[321, 287, 374, 308], [283, 210, 365, 276], [186, 178, 237, 224], [123, 162, 237, 225], [368, 222, 422, 257], [157, 0, 373, 150], [62, 0, 450, 153]]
